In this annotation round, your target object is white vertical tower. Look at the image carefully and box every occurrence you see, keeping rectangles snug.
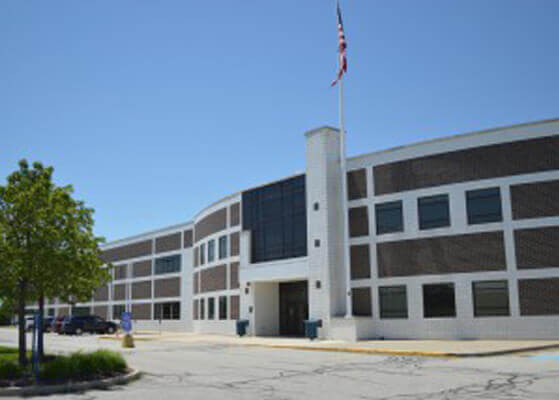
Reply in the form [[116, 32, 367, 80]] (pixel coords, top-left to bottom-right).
[[305, 126, 347, 338]]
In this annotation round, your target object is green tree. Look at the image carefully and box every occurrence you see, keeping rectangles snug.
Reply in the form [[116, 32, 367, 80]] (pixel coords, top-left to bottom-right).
[[0, 160, 110, 366]]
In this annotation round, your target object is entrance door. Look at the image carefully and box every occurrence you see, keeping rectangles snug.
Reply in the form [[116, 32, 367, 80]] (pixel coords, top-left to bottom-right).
[[279, 281, 308, 336]]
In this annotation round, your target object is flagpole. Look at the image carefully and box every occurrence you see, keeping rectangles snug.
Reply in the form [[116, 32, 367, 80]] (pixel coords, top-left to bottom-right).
[[335, 4, 353, 319]]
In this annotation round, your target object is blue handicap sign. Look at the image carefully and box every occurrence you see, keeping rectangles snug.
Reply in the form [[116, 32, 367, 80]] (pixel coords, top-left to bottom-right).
[[121, 311, 132, 333]]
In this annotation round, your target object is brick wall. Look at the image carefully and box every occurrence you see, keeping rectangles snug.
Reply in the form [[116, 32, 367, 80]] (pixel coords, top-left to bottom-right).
[[195, 208, 227, 242], [132, 280, 152, 299], [102, 240, 152, 262], [377, 231, 507, 277], [515, 226, 559, 269], [155, 232, 182, 253], [200, 265, 227, 293], [131, 303, 152, 320], [518, 278, 559, 316], [230, 232, 240, 256], [132, 260, 152, 277], [350, 244, 371, 279], [347, 169, 367, 200], [352, 287, 372, 316], [349, 206, 369, 237], [230, 295, 240, 320], [230, 202, 241, 227], [511, 179, 559, 219], [230, 262, 239, 289], [154, 277, 181, 298], [113, 284, 126, 301]]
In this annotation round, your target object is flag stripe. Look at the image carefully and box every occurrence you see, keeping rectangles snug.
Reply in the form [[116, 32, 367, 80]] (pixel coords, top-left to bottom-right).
[[331, 1, 347, 86]]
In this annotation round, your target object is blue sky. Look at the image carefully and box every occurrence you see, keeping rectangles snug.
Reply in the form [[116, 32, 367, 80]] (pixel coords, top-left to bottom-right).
[[1, 1, 558, 242]]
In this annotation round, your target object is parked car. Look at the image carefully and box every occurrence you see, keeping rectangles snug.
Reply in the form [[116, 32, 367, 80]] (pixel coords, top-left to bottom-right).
[[28, 316, 55, 332], [52, 316, 68, 334], [24, 316, 34, 332], [60, 315, 117, 335]]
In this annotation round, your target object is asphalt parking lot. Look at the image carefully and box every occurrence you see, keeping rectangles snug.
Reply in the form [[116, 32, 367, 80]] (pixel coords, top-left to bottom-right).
[[1, 328, 559, 399]]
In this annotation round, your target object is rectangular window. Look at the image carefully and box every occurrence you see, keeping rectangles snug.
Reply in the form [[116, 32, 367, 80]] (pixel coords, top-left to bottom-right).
[[423, 283, 456, 318], [208, 297, 215, 320], [379, 286, 408, 319], [200, 244, 205, 265], [154, 302, 181, 320], [154, 254, 181, 275], [72, 306, 90, 316], [466, 188, 502, 225], [218, 236, 227, 259], [208, 240, 215, 263], [473, 280, 510, 317], [48, 309, 55, 317], [113, 304, 126, 320], [219, 296, 227, 320], [418, 194, 450, 230], [375, 201, 404, 234], [200, 298, 205, 320]]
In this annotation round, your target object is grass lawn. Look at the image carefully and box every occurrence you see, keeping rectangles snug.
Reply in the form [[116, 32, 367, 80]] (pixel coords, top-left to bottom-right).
[[0, 346, 128, 387]]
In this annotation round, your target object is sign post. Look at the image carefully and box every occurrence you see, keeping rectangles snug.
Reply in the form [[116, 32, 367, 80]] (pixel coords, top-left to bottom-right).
[[121, 311, 135, 348]]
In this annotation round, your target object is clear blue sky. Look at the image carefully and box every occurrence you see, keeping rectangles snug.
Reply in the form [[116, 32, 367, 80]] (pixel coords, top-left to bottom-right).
[[2, 1, 558, 242]]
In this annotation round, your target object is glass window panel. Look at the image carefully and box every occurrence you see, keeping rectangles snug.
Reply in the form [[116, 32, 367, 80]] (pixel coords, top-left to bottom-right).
[[466, 188, 503, 225], [218, 236, 227, 259], [418, 194, 450, 230], [200, 299, 205, 320], [379, 286, 408, 319], [154, 255, 181, 275], [376, 201, 404, 234], [423, 283, 456, 318], [219, 296, 227, 320], [473, 280, 510, 317], [208, 240, 215, 263], [200, 244, 205, 265], [208, 298, 215, 320]]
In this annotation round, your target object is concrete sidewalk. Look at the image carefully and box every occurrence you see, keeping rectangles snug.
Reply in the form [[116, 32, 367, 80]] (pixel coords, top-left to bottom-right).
[[100, 331, 559, 357]]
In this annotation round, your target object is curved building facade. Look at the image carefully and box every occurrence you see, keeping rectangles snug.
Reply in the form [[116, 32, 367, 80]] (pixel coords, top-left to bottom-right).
[[44, 118, 559, 339]]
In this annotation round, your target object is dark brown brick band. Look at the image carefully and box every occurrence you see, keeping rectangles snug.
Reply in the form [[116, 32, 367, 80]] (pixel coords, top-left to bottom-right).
[[193, 299, 199, 320], [350, 244, 371, 279], [155, 232, 182, 254], [349, 206, 369, 237], [511, 179, 559, 220], [230, 202, 241, 227], [131, 303, 152, 320], [93, 306, 108, 320], [519, 278, 559, 316], [515, 226, 559, 269], [374, 135, 559, 195], [200, 265, 227, 293], [230, 295, 240, 320], [347, 169, 367, 200], [131, 281, 152, 299], [114, 264, 128, 280], [230, 232, 240, 256], [102, 240, 153, 263], [154, 277, 181, 298], [132, 260, 152, 278], [113, 284, 125, 301], [230, 262, 240, 289], [183, 229, 193, 248], [195, 208, 227, 242], [94, 286, 109, 302], [377, 231, 506, 277]]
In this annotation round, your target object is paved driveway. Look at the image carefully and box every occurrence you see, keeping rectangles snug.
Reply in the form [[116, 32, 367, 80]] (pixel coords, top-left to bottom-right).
[[1, 328, 559, 399]]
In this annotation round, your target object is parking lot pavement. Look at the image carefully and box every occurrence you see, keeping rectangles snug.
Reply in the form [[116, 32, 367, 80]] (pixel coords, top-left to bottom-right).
[[1, 328, 559, 399]]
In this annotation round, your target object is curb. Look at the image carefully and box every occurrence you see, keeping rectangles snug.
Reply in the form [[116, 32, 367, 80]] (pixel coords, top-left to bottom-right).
[[244, 343, 559, 358], [0, 368, 141, 397]]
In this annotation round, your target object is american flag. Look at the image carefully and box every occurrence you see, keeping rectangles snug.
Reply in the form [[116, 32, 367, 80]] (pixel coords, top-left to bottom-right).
[[331, 1, 347, 86]]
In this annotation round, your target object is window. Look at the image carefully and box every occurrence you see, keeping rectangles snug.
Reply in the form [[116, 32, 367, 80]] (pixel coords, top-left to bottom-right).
[[466, 188, 502, 225], [375, 201, 403, 234], [48, 309, 55, 317], [418, 194, 450, 230], [200, 298, 205, 319], [218, 236, 227, 259], [242, 175, 307, 263], [473, 281, 510, 317], [423, 283, 456, 318], [72, 306, 90, 316], [154, 302, 180, 320], [208, 298, 215, 320], [113, 305, 126, 320], [208, 240, 215, 263], [154, 254, 181, 275], [200, 244, 205, 265], [219, 296, 227, 320], [379, 286, 408, 319]]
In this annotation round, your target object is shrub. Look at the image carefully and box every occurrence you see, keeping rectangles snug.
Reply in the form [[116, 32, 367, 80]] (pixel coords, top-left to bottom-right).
[[39, 350, 127, 383], [0, 359, 24, 381]]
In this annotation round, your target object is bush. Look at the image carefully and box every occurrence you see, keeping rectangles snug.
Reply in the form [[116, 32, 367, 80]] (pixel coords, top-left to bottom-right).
[[0, 360, 24, 381], [39, 350, 127, 383]]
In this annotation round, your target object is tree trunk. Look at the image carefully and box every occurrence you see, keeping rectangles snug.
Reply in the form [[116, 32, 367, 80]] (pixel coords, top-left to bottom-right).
[[38, 295, 45, 361], [17, 281, 27, 367]]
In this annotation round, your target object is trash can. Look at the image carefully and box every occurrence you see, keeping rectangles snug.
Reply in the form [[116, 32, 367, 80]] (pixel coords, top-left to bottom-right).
[[304, 319, 322, 340], [236, 319, 249, 337]]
